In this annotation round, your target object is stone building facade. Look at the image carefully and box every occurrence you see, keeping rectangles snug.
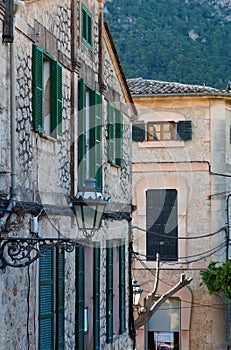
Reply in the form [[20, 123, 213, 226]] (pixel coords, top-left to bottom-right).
[[128, 78, 231, 350], [0, 1, 136, 349]]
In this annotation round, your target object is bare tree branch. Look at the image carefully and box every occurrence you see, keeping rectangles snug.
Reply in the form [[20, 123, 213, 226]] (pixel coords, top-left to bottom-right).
[[134, 273, 193, 330]]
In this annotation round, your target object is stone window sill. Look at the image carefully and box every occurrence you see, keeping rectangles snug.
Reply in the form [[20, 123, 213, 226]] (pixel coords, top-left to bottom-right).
[[137, 140, 185, 148]]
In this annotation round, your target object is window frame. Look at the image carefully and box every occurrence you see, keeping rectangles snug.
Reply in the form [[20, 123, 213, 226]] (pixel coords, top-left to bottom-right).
[[32, 45, 62, 139], [78, 79, 102, 189], [82, 4, 92, 48], [107, 102, 123, 167], [147, 121, 176, 141], [38, 247, 65, 350]]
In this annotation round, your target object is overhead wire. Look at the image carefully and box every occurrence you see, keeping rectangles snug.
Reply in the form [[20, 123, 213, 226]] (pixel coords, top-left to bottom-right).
[[132, 225, 227, 240]]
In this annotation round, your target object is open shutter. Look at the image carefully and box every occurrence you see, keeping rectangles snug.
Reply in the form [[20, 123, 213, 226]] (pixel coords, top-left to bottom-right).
[[32, 45, 44, 133], [177, 120, 192, 141], [56, 248, 65, 350], [119, 241, 126, 334], [115, 110, 123, 166], [76, 245, 85, 350], [106, 243, 113, 343], [51, 61, 62, 137], [94, 245, 101, 350], [132, 123, 146, 142], [39, 248, 54, 350], [78, 79, 87, 188], [107, 103, 115, 163]]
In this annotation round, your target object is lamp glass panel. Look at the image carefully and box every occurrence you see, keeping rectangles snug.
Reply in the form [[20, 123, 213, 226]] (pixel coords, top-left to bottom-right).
[[82, 205, 97, 229]]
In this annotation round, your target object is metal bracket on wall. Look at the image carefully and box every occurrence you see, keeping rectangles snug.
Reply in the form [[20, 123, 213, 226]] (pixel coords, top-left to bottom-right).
[[0, 237, 79, 269]]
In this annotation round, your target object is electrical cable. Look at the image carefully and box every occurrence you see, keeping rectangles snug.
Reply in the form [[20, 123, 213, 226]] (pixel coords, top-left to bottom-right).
[[133, 241, 227, 265], [132, 225, 226, 240], [27, 265, 30, 350]]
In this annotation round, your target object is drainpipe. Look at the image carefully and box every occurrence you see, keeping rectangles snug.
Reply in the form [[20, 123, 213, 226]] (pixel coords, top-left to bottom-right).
[[0, 0, 25, 229]]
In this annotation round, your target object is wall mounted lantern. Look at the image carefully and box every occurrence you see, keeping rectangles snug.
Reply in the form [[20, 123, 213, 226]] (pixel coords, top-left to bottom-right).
[[132, 279, 143, 308], [71, 178, 108, 237]]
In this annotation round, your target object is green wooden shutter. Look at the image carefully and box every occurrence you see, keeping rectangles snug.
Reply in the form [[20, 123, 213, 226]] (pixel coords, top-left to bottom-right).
[[78, 79, 87, 188], [56, 248, 65, 350], [94, 245, 101, 350], [176, 120, 192, 141], [115, 109, 123, 166], [32, 45, 44, 133], [94, 92, 102, 188], [39, 248, 54, 350], [119, 241, 126, 334], [76, 245, 85, 350], [132, 123, 146, 142], [51, 60, 63, 138], [106, 243, 113, 343], [107, 103, 114, 164]]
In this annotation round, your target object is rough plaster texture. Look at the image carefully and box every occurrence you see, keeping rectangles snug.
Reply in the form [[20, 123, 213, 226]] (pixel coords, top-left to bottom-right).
[[132, 95, 230, 349]]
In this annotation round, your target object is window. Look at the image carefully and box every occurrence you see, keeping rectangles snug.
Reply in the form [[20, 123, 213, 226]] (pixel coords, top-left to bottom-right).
[[148, 299, 180, 350], [78, 79, 102, 189], [76, 245, 85, 350], [119, 240, 126, 334], [82, 4, 92, 48], [32, 45, 62, 138], [39, 247, 65, 350], [106, 242, 113, 343], [148, 122, 176, 141], [132, 121, 192, 142], [146, 189, 178, 261], [107, 102, 123, 166], [93, 245, 101, 350], [106, 240, 126, 343]]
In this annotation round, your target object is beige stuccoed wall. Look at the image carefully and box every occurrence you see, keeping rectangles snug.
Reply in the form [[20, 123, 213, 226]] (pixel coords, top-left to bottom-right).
[[132, 95, 230, 350]]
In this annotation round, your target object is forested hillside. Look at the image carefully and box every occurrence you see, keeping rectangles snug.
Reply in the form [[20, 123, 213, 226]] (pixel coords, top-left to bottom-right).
[[104, 0, 231, 88]]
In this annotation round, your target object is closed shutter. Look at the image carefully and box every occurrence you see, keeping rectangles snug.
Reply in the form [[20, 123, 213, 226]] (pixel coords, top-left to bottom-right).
[[132, 123, 146, 142], [107, 103, 115, 163], [32, 45, 44, 133], [106, 243, 113, 343], [94, 245, 101, 350], [76, 245, 85, 350], [119, 240, 126, 334], [51, 61, 62, 137], [56, 248, 65, 350], [89, 91, 102, 189], [115, 110, 123, 167], [78, 79, 87, 188], [177, 120, 192, 141], [39, 248, 54, 350], [146, 190, 178, 261]]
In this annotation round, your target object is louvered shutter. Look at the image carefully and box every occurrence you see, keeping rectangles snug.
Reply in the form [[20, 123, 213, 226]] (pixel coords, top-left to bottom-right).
[[107, 103, 115, 163], [132, 123, 146, 142], [56, 248, 65, 350], [76, 245, 85, 350], [39, 248, 54, 350], [146, 189, 178, 261], [119, 240, 126, 334], [106, 243, 113, 343], [94, 245, 101, 350], [51, 61, 62, 137], [78, 79, 87, 188], [94, 92, 102, 188], [115, 110, 123, 166], [176, 120, 192, 141], [32, 45, 44, 133]]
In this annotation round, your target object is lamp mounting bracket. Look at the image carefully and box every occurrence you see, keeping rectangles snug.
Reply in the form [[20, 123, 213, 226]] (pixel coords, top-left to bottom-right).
[[0, 237, 79, 269]]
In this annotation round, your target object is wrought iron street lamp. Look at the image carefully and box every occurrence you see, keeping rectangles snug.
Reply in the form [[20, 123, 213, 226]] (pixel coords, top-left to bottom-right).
[[71, 178, 108, 237]]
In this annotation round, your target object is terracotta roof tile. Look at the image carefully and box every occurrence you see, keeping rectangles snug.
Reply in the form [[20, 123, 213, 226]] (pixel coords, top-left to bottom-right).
[[127, 77, 230, 96]]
